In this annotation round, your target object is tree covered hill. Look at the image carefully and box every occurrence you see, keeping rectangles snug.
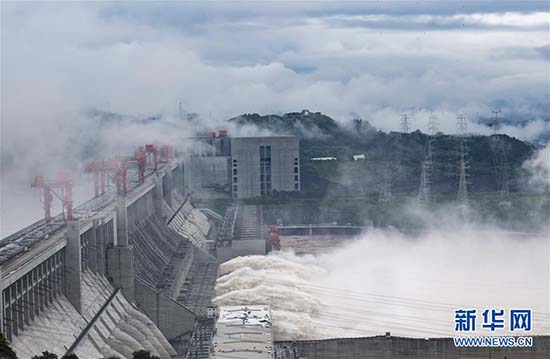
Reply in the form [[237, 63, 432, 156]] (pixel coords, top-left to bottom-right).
[[228, 110, 535, 196]]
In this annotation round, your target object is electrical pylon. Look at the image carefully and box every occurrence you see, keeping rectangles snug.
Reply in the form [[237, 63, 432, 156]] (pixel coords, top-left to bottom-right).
[[492, 109, 502, 134], [400, 113, 410, 134], [428, 113, 439, 136], [457, 114, 467, 136], [456, 115, 469, 204], [418, 160, 431, 202], [418, 114, 438, 202], [380, 113, 410, 203], [495, 138, 512, 207], [380, 163, 393, 203]]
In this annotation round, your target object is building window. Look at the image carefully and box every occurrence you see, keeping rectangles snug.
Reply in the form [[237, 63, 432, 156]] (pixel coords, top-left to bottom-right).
[[295, 183, 299, 190], [294, 167, 298, 173], [260, 145, 272, 195], [233, 168, 237, 175], [294, 175, 299, 181]]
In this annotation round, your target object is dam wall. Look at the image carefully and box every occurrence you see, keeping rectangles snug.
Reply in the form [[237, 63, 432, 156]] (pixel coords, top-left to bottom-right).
[[10, 270, 176, 359], [134, 279, 196, 341], [276, 335, 550, 358], [1, 160, 217, 358]]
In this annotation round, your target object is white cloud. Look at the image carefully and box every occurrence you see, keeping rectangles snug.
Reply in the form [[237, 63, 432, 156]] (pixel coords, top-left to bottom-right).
[[523, 143, 550, 190]]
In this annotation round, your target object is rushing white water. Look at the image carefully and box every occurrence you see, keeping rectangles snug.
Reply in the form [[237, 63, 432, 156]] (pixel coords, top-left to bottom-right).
[[214, 226, 550, 341]]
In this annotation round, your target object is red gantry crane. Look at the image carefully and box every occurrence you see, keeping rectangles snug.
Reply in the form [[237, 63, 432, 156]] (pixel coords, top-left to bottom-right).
[[267, 225, 281, 252], [84, 144, 174, 202], [159, 144, 174, 162], [84, 157, 123, 197], [145, 144, 159, 171], [31, 172, 75, 223]]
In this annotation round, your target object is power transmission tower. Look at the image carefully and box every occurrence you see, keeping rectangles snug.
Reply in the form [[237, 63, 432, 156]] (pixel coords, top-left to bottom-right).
[[428, 114, 439, 136], [380, 163, 393, 203], [380, 113, 410, 203], [489, 108, 511, 207], [457, 114, 467, 136], [418, 114, 438, 202], [491, 109, 501, 134], [400, 113, 410, 134], [456, 115, 469, 204], [494, 139, 512, 207], [457, 140, 469, 204], [418, 160, 431, 202], [380, 123, 404, 203]]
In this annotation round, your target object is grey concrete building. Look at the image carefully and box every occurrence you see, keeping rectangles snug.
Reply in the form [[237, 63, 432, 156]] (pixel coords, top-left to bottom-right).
[[231, 136, 300, 199]]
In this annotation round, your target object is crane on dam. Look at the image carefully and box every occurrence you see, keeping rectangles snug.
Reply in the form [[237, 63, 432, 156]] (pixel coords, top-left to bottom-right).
[[30, 172, 75, 223]]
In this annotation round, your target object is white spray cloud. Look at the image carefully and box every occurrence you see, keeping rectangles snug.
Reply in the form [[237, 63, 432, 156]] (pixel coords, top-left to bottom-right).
[[523, 144, 550, 190], [214, 206, 550, 340]]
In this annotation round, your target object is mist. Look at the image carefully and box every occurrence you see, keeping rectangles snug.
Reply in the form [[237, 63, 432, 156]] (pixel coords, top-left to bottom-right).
[[523, 143, 550, 190], [214, 204, 550, 340]]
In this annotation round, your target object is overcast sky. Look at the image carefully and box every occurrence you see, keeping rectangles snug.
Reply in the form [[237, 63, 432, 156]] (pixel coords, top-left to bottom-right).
[[2, 1, 549, 144]]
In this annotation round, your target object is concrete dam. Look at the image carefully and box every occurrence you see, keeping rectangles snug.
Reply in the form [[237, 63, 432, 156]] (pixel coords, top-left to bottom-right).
[[0, 159, 220, 358]]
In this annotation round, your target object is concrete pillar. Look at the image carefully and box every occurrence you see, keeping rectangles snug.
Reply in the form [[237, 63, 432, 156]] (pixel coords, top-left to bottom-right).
[[116, 196, 128, 246], [88, 220, 98, 273], [96, 218, 106, 276], [107, 195, 135, 302], [65, 219, 82, 313], [164, 169, 173, 207], [177, 161, 185, 193], [108, 245, 134, 302], [0, 267, 4, 337], [153, 173, 164, 216], [183, 156, 191, 195]]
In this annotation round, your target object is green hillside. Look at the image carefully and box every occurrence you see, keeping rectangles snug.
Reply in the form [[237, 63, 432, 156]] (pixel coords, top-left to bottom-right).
[[229, 110, 535, 197]]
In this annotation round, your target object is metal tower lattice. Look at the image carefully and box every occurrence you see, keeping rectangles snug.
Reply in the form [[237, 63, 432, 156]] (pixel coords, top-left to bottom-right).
[[400, 113, 410, 134], [456, 115, 469, 204], [457, 140, 469, 204], [494, 138, 511, 207], [418, 115, 438, 202], [492, 109, 502, 134], [418, 160, 431, 202], [428, 114, 439, 136], [380, 163, 393, 203], [457, 114, 467, 136]]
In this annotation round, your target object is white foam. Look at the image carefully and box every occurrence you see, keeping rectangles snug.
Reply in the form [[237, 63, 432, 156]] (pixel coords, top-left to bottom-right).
[[214, 228, 550, 340]]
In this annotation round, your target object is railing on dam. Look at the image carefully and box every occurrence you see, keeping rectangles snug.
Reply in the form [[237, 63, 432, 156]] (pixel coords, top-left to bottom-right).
[[277, 224, 367, 236], [0, 161, 177, 266]]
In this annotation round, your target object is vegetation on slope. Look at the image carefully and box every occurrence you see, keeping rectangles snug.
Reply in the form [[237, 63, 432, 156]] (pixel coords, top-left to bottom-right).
[[229, 110, 535, 196]]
